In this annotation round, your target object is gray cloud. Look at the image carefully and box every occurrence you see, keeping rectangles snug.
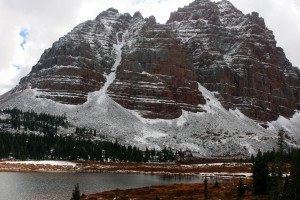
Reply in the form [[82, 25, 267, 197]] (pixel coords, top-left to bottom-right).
[[0, 0, 299, 95]]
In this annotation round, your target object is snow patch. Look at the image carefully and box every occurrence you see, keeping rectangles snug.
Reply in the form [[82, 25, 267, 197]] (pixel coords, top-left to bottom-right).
[[181, 162, 248, 168], [134, 127, 168, 147], [268, 111, 300, 135], [229, 108, 246, 120], [176, 111, 188, 127], [129, 109, 173, 125], [97, 31, 127, 104], [198, 84, 227, 114], [5, 160, 76, 167]]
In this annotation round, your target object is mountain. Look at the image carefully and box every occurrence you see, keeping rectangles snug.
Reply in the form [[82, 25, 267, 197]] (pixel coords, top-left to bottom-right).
[[1, 0, 300, 157]]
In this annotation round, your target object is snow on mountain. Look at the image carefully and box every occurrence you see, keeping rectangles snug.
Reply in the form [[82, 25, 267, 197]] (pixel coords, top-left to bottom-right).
[[0, 80, 279, 157]]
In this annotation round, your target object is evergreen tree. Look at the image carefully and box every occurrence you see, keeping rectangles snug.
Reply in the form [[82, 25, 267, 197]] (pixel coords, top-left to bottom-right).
[[238, 178, 245, 198], [213, 180, 220, 188], [284, 151, 300, 199], [282, 176, 291, 200], [144, 147, 150, 162], [268, 164, 281, 199], [267, 131, 286, 199], [70, 184, 81, 200], [252, 149, 269, 195], [204, 176, 208, 200], [278, 130, 285, 155], [277, 130, 285, 177]]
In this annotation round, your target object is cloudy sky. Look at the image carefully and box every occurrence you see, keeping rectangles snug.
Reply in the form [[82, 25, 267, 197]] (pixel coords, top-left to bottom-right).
[[0, 0, 299, 95]]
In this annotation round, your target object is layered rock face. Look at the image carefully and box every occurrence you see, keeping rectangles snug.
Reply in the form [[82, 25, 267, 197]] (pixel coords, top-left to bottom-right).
[[167, 0, 300, 123], [107, 16, 205, 119], [9, 0, 300, 122]]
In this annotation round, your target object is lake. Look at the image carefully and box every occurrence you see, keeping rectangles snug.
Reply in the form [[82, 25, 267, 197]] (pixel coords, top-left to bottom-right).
[[0, 172, 202, 200]]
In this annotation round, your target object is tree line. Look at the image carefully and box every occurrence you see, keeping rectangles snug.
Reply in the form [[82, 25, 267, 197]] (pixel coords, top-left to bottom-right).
[[0, 131, 189, 162]]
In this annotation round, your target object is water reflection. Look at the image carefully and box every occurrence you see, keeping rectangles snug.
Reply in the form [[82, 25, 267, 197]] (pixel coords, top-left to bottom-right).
[[161, 174, 194, 181]]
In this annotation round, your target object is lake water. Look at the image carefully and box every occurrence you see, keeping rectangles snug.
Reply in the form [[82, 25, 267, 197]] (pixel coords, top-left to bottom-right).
[[0, 172, 202, 200]]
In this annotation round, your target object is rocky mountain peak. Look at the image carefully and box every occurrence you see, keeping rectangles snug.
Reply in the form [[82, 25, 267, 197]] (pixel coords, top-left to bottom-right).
[[144, 15, 156, 27], [133, 11, 143, 19], [167, 0, 221, 25], [217, 0, 236, 9], [215, 1, 244, 27], [96, 7, 120, 19], [191, 0, 213, 5], [107, 7, 119, 13], [248, 11, 266, 29]]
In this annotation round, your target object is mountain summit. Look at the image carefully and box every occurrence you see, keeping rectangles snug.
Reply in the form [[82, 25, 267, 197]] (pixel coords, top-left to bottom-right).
[[1, 0, 300, 157]]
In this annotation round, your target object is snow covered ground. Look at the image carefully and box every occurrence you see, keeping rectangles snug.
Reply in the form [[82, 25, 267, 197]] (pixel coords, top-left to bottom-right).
[[180, 162, 247, 168], [4, 160, 76, 167]]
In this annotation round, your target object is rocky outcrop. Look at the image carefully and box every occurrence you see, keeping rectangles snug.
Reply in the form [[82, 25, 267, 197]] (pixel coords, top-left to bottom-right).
[[167, 0, 300, 123]]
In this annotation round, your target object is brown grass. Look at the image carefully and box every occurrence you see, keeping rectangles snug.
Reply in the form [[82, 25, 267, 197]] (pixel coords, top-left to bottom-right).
[[82, 179, 265, 200]]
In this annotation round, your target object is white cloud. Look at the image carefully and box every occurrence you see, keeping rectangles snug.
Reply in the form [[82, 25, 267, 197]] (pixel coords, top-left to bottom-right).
[[0, 0, 299, 95]]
